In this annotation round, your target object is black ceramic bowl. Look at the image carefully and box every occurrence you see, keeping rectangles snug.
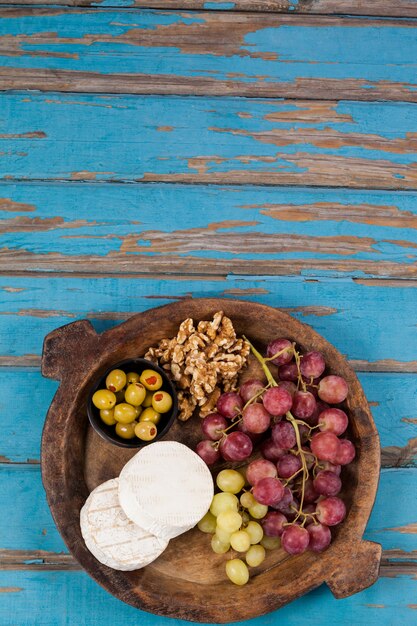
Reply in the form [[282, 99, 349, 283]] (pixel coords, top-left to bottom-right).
[[87, 358, 178, 448]]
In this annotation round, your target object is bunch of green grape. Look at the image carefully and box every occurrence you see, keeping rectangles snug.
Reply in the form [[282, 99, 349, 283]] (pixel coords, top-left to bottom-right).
[[197, 469, 280, 585]]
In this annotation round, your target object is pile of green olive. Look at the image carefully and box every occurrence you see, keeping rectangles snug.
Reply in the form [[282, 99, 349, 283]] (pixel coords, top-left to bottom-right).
[[92, 368, 173, 441]]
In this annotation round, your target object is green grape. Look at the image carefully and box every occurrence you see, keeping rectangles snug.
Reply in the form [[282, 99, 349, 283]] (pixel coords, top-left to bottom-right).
[[230, 530, 251, 553], [211, 535, 230, 555], [225, 559, 249, 586], [114, 403, 137, 424], [210, 492, 239, 517], [197, 511, 217, 534], [99, 408, 116, 426], [216, 511, 242, 533], [241, 511, 250, 525], [245, 521, 263, 545], [260, 536, 281, 550], [215, 527, 232, 545], [246, 544, 266, 567], [248, 503, 268, 520], [126, 372, 140, 384], [106, 369, 127, 393], [125, 383, 146, 407], [152, 391, 173, 414], [240, 492, 256, 509], [216, 469, 245, 494], [92, 389, 116, 410]]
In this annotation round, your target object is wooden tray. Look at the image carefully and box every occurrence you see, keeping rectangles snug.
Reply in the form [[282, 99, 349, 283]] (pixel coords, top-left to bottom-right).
[[41, 299, 381, 623]]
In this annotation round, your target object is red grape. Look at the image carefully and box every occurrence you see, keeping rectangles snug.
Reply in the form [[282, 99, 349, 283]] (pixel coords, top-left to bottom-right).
[[217, 392, 243, 419], [239, 379, 265, 404], [278, 362, 298, 382], [263, 387, 293, 416], [318, 376, 348, 404], [281, 525, 310, 555], [303, 478, 319, 504], [320, 461, 341, 475], [261, 511, 287, 537], [334, 439, 356, 465], [301, 447, 316, 470], [302, 504, 316, 524], [308, 523, 331, 552], [201, 413, 228, 441], [242, 403, 271, 434], [237, 420, 263, 443], [292, 391, 316, 419], [298, 424, 310, 444], [196, 440, 221, 466], [307, 401, 329, 426], [271, 486, 293, 511], [219, 431, 253, 461], [313, 470, 342, 496], [271, 421, 296, 449], [318, 408, 348, 436], [279, 380, 297, 397], [246, 459, 277, 486], [300, 351, 326, 379], [277, 453, 302, 479], [316, 496, 346, 526], [310, 431, 340, 462], [266, 338, 293, 366], [260, 438, 285, 462], [252, 477, 284, 506]]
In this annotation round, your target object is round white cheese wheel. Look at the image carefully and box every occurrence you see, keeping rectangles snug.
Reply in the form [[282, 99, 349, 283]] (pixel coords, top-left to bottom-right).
[[80, 478, 168, 571], [118, 441, 214, 541]]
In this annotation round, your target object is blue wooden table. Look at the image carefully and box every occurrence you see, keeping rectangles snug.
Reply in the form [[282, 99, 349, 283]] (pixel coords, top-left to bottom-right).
[[1, 1, 417, 624]]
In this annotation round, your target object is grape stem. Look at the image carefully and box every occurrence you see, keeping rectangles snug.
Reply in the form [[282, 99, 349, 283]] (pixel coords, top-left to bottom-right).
[[285, 411, 308, 523], [292, 344, 307, 392], [243, 336, 278, 388]]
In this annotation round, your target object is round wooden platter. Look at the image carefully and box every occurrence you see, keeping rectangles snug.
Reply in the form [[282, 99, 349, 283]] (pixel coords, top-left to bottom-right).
[[41, 298, 382, 623]]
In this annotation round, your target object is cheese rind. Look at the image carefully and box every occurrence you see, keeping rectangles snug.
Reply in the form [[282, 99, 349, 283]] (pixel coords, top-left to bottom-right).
[[118, 441, 214, 541], [80, 478, 168, 571]]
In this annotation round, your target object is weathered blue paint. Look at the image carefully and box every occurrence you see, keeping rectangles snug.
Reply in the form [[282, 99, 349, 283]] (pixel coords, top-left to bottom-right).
[[1, 570, 417, 626], [1, 95, 417, 185], [1, 368, 415, 464], [204, 2, 236, 8], [0, 275, 416, 363], [1, 11, 416, 91]]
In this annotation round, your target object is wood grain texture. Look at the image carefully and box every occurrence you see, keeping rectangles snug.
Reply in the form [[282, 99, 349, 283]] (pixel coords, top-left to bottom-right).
[[1, 10, 417, 101], [2, 1, 417, 17], [1, 183, 417, 279], [2, 95, 417, 191], [40, 301, 381, 620]]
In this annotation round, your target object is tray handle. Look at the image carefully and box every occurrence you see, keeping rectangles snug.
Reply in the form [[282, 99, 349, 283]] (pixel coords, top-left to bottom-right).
[[326, 539, 381, 598], [42, 320, 99, 381]]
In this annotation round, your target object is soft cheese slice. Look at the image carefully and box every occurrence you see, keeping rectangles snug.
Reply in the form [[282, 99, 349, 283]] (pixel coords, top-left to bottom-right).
[[80, 478, 168, 571], [118, 441, 214, 541]]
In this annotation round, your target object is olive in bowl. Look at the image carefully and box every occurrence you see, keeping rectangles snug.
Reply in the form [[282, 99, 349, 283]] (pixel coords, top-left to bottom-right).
[[87, 358, 178, 448]]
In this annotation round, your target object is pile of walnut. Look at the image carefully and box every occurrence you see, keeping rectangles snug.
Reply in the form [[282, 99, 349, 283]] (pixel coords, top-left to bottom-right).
[[145, 311, 250, 421]]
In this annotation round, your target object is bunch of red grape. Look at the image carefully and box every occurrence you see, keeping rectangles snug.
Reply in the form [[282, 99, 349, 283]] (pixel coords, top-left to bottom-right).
[[196, 336, 355, 563]]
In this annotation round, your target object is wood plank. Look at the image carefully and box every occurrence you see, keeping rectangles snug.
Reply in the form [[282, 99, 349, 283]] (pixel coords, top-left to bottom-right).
[[1, 181, 417, 278], [0, 273, 416, 365], [2, 1, 417, 17], [0, 465, 415, 552], [1, 571, 417, 625], [1, 368, 416, 466], [1, 10, 417, 101], [2, 95, 417, 191]]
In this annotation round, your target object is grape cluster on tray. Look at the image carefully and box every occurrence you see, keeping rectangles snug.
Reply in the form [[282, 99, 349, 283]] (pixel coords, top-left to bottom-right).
[[195, 336, 356, 585]]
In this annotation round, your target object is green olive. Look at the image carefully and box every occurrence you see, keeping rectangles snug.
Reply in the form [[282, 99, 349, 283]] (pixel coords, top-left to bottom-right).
[[115, 422, 136, 439], [92, 389, 116, 410], [135, 421, 158, 441], [100, 408, 116, 425], [140, 407, 161, 425], [115, 389, 126, 404], [152, 391, 173, 414], [125, 382, 146, 407], [142, 390, 153, 407], [114, 403, 137, 424], [106, 369, 127, 393], [133, 405, 142, 419], [126, 372, 140, 384], [140, 369, 163, 391]]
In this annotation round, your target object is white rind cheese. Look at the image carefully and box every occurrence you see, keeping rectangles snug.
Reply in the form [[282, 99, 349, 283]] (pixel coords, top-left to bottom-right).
[[80, 478, 168, 571], [118, 441, 214, 541]]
